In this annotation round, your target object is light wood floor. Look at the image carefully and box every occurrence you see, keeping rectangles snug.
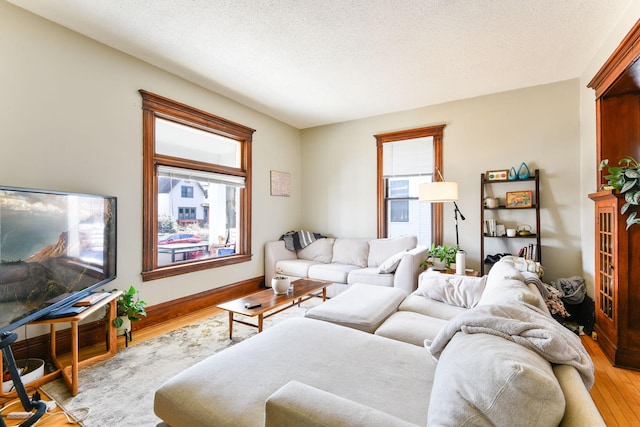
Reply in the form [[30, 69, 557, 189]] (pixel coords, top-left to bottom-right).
[[2, 305, 639, 426]]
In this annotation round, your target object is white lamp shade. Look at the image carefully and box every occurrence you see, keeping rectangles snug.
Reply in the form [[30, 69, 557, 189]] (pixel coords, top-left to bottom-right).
[[419, 182, 458, 202]]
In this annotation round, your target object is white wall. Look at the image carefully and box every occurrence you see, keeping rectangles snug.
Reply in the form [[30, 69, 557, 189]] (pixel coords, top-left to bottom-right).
[[578, 7, 640, 297], [301, 80, 582, 282], [0, 2, 302, 312]]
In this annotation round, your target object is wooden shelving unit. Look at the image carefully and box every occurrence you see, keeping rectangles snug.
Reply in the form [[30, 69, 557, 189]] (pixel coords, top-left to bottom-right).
[[480, 169, 541, 275]]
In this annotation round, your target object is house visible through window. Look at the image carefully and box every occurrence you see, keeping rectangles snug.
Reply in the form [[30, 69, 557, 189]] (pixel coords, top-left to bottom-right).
[[389, 180, 409, 223], [140, 90, 255, 281]]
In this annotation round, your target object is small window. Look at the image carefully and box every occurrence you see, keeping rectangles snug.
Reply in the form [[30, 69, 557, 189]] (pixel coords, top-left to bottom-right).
[[181, 186, 194, 198], [141, 90, 255, 281]]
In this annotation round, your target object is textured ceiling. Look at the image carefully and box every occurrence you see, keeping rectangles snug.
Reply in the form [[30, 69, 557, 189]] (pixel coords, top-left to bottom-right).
[[8, 0, 634, 128]]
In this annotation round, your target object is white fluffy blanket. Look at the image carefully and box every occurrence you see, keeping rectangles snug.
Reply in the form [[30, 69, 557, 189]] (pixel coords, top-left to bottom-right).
[[425, 303, 594, 389]]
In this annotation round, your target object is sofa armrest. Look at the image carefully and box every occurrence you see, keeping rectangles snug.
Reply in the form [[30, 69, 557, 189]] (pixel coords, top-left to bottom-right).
[[265, 380, 418, 427], [393, 246, 427, 294], [553, 364, 605, 427], [265, 240, 297, 286]]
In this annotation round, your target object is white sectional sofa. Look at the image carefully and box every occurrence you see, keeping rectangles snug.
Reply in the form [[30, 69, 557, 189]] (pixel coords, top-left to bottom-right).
[[264, 235, 427, 297], [154, 257, 604, 426]]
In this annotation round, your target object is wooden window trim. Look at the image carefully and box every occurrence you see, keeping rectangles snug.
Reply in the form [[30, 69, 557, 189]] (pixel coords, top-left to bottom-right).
[[375, 124, 446, 243], [140, 90, 255, 281]]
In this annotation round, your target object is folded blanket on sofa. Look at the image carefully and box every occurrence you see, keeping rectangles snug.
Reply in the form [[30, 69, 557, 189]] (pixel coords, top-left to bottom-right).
[[279, 230, 326, 250], [425, 302, 594, 389]]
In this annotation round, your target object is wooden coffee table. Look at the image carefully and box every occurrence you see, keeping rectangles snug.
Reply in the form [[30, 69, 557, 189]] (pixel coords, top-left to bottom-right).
[[217, 278, 330, 338]]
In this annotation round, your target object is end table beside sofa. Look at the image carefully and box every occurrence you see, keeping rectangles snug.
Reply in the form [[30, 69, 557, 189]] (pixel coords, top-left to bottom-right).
[[154, 257, 604, 426]]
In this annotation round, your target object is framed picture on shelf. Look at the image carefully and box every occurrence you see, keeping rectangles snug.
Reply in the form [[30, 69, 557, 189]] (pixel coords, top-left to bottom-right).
[[486, 169, 509, 181], [506, 190, 533, 208]]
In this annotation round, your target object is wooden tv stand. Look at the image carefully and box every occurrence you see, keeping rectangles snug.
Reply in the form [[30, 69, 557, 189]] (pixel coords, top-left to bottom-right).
[[0, 291, 122, 397]]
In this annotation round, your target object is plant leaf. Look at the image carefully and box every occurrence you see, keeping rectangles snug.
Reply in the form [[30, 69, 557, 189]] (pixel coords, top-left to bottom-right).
[[599, 159, 609, 170], [625, 190, 640, 205], [625, 169, 640, 179], [621, 179, 638, 193], [626, 211, 638, 230], [621, 202, 630, 215]]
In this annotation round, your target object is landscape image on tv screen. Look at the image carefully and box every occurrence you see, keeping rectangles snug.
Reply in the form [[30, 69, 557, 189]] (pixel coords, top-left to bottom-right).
[[0, 186, 116, 333]]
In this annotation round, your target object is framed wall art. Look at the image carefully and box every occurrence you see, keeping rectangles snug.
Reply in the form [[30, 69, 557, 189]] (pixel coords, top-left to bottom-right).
[[486, 169, 509, 181], [270, 170, 291, 197], [506, 190, 533, 208]]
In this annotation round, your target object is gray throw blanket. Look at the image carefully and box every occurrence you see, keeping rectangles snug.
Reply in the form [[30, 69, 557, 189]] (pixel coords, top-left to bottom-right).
[[279, 230, 326, 251], [425, 303, 594, 389]]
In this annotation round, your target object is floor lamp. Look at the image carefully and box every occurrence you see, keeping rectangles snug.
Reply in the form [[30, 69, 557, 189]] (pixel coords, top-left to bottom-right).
[[419, 169, 466, 246]]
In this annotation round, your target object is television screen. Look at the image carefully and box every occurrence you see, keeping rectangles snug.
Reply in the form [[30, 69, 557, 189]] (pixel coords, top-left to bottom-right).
[[0, 186, 116, 334]]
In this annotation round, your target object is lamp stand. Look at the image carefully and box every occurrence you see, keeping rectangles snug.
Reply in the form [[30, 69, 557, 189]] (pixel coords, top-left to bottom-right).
[[453, 201, 466, 247]]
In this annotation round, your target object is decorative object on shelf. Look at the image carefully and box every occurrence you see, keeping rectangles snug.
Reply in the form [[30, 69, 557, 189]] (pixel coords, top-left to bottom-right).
[[484, 197, 499, 209], [486, 170, 508, 181], [600, 156, 640, 229], [112, 286, 147, 335], [517, 224, 532, 236], [517, 162, 531, 179], [508, 166, 518, 180], [506, 228, 517, 237], [506, 190, 533, 208], [271, 275, 290, 294], [419, 167, 466, 246], [421, 243, 459, 270]]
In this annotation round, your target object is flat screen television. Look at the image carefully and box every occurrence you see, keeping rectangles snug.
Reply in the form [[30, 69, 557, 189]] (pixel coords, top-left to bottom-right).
[[0, 185, 117, 335]]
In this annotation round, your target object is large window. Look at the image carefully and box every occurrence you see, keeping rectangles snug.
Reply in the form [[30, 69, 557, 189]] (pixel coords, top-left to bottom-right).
[[140, 90, 254, 281], [375, 125, 445, 247]]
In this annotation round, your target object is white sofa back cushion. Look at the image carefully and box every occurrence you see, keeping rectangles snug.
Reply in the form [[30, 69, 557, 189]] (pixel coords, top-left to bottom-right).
[[427, 332, 565, 426], [297, 238, 335, 263], [416, 272, 487, 308], [332, 239, 369, 268], [479, 259, 540, 307], [367, 235, 417, 267]]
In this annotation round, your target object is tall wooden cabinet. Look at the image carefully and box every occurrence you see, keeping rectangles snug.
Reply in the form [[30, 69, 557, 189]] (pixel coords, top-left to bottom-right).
[[588, 20, 640, 370]]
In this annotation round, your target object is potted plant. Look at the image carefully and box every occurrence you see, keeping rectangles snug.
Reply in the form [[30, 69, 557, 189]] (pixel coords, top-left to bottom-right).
[[271, 274, 290, 295], [421, 243, 460, 270], [600, 156, 640, 229], [112, 285, 147, 334]]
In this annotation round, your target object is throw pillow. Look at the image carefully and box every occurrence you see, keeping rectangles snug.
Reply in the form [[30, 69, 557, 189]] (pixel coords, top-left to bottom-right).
[[427, 332, 565, 427], [416, 272, 486, 308], [377, 251, 407, 274]]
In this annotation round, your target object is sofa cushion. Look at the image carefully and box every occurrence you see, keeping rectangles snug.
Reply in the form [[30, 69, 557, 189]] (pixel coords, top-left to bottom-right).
[[276, 259, 323, 278], [296, 238, 335, 263], [478, 277, 541, 307], [332, 239, 369, 268], [154, 317, 435, 426], [478, 259, 541, 307], [347, 267, 394, 287], [416, 272, 486, 308], [375, 311, 447, 346], [308, 263, 359, 283], [367, 235, 417, 267], [427, 332, 565, 427], [399, 294, 467, 320], [305, 283, 407, 333]]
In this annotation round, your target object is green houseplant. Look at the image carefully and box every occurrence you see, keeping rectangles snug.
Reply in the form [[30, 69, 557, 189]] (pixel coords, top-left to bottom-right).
[[113, 285, 147, 330], [600, 156, 640, 229], [420, 243, 460, 270]]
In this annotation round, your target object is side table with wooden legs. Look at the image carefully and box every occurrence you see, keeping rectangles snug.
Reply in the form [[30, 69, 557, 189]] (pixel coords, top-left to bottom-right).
[[25, 291, 122, 396]]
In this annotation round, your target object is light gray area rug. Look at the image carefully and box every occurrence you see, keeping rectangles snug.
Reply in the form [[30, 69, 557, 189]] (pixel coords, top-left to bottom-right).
[[42, 298, 322, 427]]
